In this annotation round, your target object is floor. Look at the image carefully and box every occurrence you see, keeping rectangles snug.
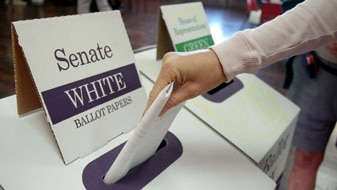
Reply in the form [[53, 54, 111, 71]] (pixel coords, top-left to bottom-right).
[[0, 0, 336, 189]]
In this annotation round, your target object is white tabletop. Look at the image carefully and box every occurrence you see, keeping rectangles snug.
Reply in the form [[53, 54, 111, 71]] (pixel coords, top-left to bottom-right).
[[0, 76, 275, 190]]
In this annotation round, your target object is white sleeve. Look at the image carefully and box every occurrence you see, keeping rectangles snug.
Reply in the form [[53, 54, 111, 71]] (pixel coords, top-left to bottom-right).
[[211, 0, 337, 82]]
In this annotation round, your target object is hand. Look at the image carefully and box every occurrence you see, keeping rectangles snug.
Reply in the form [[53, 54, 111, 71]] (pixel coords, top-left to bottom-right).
[[144, 49, 227, 115]]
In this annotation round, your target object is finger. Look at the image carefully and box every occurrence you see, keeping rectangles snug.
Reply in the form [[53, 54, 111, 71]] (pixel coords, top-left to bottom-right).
[[159, 81, 196, 116], [143, 74, 174, 115]]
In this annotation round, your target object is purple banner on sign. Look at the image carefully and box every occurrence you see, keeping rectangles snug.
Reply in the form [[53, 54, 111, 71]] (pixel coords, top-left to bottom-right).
[[41, 63, 142, 125]]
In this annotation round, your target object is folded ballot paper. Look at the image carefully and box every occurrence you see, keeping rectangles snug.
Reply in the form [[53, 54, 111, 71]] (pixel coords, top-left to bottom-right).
[[103, 82, 185, 184]]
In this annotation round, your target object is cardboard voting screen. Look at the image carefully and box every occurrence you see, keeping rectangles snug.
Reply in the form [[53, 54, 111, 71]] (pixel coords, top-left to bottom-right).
[[156, 2, 214, 59], [11, 11, 147, 164]]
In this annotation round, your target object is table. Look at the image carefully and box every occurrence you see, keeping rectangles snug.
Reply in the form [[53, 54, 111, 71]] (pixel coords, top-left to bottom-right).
[[0, 77, 276, 189]]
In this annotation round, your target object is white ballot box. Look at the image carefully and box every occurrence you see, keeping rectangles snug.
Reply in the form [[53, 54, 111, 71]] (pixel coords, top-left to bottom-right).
[[136, 48, 300, 182], [0, 76, 275, 190]]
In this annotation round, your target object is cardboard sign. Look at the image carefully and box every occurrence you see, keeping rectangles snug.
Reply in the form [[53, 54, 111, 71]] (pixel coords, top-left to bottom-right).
[[156, 2, 214, 59], [11, 11, 147, 164]]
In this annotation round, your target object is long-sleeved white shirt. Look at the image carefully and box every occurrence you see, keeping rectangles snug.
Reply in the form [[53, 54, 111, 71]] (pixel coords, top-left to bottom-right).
[[211, 0, 337, 82]]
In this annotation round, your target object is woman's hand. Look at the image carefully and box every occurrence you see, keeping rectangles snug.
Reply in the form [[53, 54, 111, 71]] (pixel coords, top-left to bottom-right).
[[144, 49, 227, 115]]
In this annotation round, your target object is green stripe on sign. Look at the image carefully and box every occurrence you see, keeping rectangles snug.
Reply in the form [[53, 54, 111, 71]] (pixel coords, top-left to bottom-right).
[[175, 35, 214, 52]]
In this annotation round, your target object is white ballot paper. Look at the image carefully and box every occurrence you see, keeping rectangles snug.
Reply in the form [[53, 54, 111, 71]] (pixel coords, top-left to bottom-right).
[[104, 82, 185, 184]]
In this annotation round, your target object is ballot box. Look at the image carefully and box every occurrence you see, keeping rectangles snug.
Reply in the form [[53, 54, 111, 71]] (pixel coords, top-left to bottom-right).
[[0, 76, 276, 190], [2, 10, 278, 189], [135, 48, 300, 182]]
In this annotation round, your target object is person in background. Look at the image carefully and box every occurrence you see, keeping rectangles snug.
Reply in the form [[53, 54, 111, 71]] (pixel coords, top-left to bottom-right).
[[145, 1, 337, 190], [77, 0, 112, 14], [280, 0, 337, 189]]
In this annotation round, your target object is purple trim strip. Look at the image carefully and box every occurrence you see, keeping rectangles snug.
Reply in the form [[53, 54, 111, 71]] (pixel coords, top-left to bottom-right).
[[41, 63, 141, 124], [202, 77, 243, 103], [82, 132, 183, 190]]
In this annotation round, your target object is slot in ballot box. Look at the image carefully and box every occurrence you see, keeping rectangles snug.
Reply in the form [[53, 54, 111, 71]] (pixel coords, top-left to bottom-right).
[[0, 76, 276, 190], [135, 48, 300, 182]]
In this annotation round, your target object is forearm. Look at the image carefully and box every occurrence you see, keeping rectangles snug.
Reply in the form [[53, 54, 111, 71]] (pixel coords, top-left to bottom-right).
[[211, 0, 337, 81]]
